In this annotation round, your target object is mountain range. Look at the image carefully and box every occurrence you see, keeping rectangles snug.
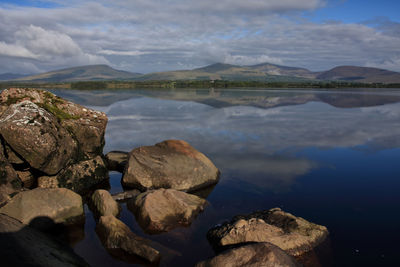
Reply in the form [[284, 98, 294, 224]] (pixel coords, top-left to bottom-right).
[[2, 63, 400, 83]]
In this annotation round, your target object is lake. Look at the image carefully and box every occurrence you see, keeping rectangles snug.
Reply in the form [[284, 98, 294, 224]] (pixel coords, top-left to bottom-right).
[[51, 88, 400, 266]]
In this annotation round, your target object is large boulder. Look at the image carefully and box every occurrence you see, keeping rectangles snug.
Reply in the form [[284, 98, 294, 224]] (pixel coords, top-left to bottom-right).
[[207, 208, 329, 258], [195, 242, 300, 267], [105, 151, 129, 172], [96, 215, 160, 263], [0, 188, 84, 227], [0, 213, 88, 267], [129, 188, 207, 233], [122, 140, 220, 192], [91, 189, 121, 217], [0, 142, 22, 206], [0, 100, 77, 175], [0, 88, 107, 159]]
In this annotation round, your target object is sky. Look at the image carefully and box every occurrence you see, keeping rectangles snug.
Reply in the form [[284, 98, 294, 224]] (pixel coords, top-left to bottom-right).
[[0, 0, 399, 74]]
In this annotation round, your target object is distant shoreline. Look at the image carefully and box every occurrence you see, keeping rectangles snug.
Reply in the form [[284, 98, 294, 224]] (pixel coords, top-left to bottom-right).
[[1, 80, 400, 91]]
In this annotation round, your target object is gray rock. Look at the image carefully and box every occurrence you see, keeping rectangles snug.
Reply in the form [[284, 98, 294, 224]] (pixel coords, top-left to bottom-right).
[[122, 140, 220, 192], [0, 213, 88, 267], [96, 215, 160, 263], [91, 189, 121, 217], [105, 151, 129, 172], [0, 88, 107, 160], [130, 188, 207, 234], [207, 208, 329, 258], [0, 188, 84, 227], [0, 100, 77, 175], [112, 189, 141, 201], [195, 242, 300, 267]]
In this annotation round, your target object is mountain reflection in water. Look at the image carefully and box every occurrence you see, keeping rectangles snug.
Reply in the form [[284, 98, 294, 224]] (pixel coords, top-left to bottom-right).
[[52, 88, 400, 266]]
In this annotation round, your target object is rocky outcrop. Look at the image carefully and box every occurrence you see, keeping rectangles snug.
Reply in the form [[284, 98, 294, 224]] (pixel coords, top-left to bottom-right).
[[112, 189, 140, 201], [122, 140, 220, 192], [0, 213, 88, 267], [105, 151, 129, 172], [207, 208, 329, 258], [0, 188, 84, 227], [91, 189, 121, 217], [96, 215, 160, 263], [0, 141, 22, 206], [195, 242, 300, 267], [0, 88, 108, 194], [0, 100, 77, 175], [129, 188, 207, 233]]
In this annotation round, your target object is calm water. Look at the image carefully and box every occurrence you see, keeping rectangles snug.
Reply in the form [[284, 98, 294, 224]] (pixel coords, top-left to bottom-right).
[[51, 88, 400, 267]]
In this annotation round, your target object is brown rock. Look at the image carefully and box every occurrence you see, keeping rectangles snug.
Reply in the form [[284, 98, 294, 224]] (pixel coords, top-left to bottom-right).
[[4, 143, 24, 164], [38, 175, 59, 189], [105, 151, 129, 172], [130, 188, 207, 233], [0, 188, 84, 227], [195, 242, 300, 267], [56, 156, 109, 193], [0, 141, 22, 206], [91, 189, 121, 217], [0, 100, 77, 175], [207, 208, 329, 258], [0, 213, 88, 267], [96, 215, 160, 263], [122, 140, 220, 192], [16, 170, 35, 189]]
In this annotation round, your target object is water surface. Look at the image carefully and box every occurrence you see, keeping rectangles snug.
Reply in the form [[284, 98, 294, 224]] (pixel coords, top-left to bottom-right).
[[52, 88, 400, 266]]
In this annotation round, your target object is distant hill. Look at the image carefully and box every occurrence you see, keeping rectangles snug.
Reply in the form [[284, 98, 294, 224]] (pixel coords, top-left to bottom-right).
[[316, 66, 400, 83], [136, 63, 310, 82], [0, 73, 29, 81], [7, 63, 400, 83], [15, 65, 142, 82]]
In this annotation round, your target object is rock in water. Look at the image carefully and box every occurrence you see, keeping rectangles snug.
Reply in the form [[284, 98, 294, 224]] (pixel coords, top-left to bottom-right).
[[112, 189, 141, 201], [207, 208, 329, 258], [91, 189, 121, 217], [55, 156, 109, 193], [105, 151, 129, 172], [122, 140, 220, 192], [0, 100, 77, 175], [130, 188, 207, 233], [96, 215, 160, 263], [0, 188, 84, 227], [195, 242, 300, 267]]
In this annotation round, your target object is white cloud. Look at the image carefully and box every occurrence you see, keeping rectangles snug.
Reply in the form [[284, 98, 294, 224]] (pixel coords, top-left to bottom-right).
[[0, 1, 399, 73]]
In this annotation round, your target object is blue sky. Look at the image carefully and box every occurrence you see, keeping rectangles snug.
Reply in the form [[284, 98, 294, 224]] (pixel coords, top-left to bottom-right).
[[0, 0, 399, 74]]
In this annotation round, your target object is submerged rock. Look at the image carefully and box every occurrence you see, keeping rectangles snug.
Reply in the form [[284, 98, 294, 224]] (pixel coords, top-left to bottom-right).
[[96, 215, 161, 263], [195, 242, 300, 267], [0, 188, 84, 227], [105, 151, 129, 172], [91, 189, 121, 217], [0, 213, 88, 267], [130, 188, 207, 234], [207, 208, 329, 258], [112, 189, 141, 202], [122, 140, 220, 192]]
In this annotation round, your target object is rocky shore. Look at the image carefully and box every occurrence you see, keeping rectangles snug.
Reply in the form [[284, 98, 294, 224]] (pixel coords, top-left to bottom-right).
[[0, 88, 330, 266]]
